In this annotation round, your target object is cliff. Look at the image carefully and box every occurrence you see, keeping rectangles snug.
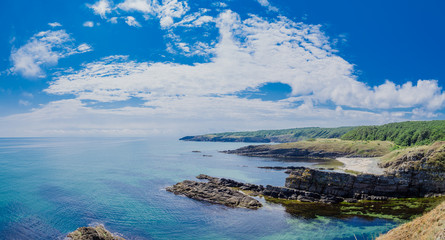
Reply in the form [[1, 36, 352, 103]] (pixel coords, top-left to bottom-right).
[[285, 167, 444, 199]]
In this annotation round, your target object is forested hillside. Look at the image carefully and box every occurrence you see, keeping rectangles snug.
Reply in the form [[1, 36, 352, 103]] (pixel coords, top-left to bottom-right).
[[341, 121, 445, 146], [180, 127, 355, 143], [182, 120, 445, 146]]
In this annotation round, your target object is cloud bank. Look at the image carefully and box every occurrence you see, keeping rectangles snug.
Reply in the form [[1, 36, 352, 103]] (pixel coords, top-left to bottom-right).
[[2, 2, 444, 137]]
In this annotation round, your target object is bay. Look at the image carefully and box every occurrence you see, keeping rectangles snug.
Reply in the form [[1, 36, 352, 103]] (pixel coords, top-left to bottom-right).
[[0, 138, 396, 239]]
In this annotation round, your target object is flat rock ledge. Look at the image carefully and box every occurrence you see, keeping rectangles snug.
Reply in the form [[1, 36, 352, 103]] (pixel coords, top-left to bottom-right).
[[166, 177, 262, 209], [67, 225, 125, 240], [168, 174, 345, 205]]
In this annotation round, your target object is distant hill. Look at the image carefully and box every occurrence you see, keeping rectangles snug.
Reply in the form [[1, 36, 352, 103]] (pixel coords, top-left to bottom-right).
[[180, 127, 356, 143], [181, 120, 445, 146], [341, 120, 445, 146]]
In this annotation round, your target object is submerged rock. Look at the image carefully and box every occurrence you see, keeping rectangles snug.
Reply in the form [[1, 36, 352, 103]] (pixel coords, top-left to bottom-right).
[[67, 225, 125, 240], [166, 178, 262, 209]]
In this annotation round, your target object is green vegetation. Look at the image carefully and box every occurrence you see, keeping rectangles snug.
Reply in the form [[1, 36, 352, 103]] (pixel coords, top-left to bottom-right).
[[264, 196, 445, 222], [181, 126, 355, 142], [268, 138, 394, 157], [182, 120, 445, 147], [376, 200, 445, 240], [341, 120, 445, 146]]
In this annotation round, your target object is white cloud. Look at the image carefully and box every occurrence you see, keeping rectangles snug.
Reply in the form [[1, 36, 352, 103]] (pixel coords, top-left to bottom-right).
[[45, 11, 445, 113], [213, 2, 228, 8], [118, 0, 153, 13], [257, 0, 279, 12], [118, 0, 189, 28], [108, 17, 118, 24], [88, 0, 113, 18], [2, 10, 444, 136], [10, 30, 93, 78], [0, 97, 406, 137], [83, 21, 95, 27], [77, 43, 93, 52], [125, 16, 142, 27], [48, 22, 62, 27], [172, 9, 214, 27]]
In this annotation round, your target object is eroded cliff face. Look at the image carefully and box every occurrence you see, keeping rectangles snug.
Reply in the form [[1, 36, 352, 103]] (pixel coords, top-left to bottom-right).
[[285, 165, 444, 199]]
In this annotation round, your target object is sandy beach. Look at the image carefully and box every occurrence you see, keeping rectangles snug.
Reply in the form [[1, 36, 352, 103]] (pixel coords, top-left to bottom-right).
[[336, 157, 385, 175]]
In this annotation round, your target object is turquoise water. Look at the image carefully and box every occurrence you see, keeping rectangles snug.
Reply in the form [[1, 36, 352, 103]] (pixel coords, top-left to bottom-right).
[[0, 138, 397, 239]]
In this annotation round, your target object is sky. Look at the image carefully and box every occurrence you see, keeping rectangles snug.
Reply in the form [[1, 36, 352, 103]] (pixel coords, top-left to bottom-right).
[[0, 0, 444, 137]]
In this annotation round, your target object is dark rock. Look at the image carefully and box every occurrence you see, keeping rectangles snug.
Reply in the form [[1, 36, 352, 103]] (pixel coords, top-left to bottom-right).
[[285, 166, 445, 199], [258, 166, 300, 171], [173, 174, 346, 204], [67, 225, 125, 240], [166, 178, 262, 209]]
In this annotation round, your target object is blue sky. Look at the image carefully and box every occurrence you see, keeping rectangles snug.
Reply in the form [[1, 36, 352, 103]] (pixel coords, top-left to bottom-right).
[[0, 0, 444, 137]]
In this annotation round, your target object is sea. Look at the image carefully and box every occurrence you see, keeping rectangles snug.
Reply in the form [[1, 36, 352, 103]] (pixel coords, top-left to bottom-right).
[[0, 138, 397, 239]]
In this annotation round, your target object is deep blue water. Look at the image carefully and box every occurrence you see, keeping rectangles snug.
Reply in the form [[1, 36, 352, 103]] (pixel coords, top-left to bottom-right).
[[0, 138, 397, 239]]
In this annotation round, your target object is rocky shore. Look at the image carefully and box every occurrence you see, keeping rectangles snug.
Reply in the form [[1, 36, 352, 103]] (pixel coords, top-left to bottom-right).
[[166, 175, 262, 209], [168, 159, 445, 208], [226, 141, 445, 200], [67, 225, 125, 240]]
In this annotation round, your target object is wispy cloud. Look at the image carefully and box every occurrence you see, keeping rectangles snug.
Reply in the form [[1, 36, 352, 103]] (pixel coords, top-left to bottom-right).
[[87, 0, 190, 28], [256, 0, 278, 12], [87, 0, 113, 19], [124, 16, 141, 27], [48, 22, 62, 27], [18, 100, 31, 106], [83, 21, 95, 27], [10, 29, 92, 78]]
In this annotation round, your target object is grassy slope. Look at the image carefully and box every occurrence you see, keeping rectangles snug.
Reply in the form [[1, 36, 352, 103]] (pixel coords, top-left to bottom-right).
[[266, 138, 394, 157], [380, 141, 445, 171], [376, 200, 445, 240]]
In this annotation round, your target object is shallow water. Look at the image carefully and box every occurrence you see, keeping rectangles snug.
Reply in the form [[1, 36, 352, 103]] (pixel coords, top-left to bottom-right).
[[0, 138, 397, 239]]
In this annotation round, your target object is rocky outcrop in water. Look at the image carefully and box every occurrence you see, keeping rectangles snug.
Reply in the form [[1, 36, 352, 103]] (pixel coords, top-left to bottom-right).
[[166, 176, 262, 209], [170, 174, 344, 204], [67, 225, 125, 240]]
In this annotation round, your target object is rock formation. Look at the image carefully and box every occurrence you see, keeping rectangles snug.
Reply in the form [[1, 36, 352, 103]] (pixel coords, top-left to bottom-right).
[[67, 225, 125, 240], [166, 176, 262, 209]]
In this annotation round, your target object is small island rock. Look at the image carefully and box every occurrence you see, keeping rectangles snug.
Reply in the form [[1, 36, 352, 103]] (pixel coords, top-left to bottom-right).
[[67, 225, 125, 240]]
